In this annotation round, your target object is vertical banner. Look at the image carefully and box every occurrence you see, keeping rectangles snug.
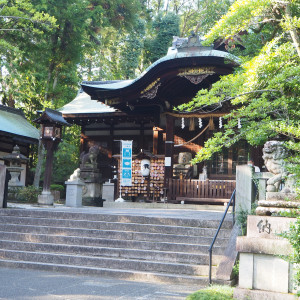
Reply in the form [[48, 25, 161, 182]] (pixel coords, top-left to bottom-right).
[[121, 140, 132, 186]]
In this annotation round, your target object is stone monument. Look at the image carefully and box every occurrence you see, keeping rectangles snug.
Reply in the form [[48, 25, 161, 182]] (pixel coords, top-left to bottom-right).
[[234, 215, 297, 299], [256, 141, 298, 215]]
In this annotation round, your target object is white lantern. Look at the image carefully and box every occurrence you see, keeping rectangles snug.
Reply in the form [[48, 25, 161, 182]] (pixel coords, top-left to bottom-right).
[[141, 159, 151, 177]]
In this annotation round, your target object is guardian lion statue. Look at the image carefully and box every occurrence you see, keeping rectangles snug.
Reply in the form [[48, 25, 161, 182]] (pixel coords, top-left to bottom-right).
[[262, 141, 294, 193], [80, 145, 99, 168]]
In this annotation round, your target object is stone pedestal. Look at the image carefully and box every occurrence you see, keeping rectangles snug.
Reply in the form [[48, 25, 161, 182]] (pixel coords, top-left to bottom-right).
[[80, 167, 102, 199], [38, 190, 54, 205], [235, 165, 255, 214], [236, 215, 297, 298], [256, 192, 299, 215], [253, 172, 272, 201], [65, 179, 85, 207], [102, 180, 115, 202]]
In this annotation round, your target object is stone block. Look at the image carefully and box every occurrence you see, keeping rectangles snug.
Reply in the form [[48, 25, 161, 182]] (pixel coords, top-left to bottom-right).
[[266, 192, 298, 201], [239, 253, 253, 289], [38, 191, 54, 205], [247, 215, 295, 239], [234, 287, 297, 300], [236, 236, 292, 256], [102, 181, 115, 202], [253, 254, 289, 293], [65, 179, 85, 207], [236, 165, 254, 214], [82, 182, 102, 198]]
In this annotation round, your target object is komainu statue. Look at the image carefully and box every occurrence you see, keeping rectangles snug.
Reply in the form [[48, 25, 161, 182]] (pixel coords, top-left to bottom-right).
[[262, 141, 295, 193], [80, 145, 99, 168]]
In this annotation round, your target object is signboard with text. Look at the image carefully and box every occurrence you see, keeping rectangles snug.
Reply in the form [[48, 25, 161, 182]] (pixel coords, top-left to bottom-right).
[[121, 140, 132, 186]]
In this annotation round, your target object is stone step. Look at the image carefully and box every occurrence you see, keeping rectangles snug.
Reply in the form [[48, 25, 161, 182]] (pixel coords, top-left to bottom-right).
[[0, 249, 216, 276], [0, 208, 233, 229], [0, 259, 208, 286], [0, 231, 226, 255], [0, 240, 223, 265], [0, 223, 229, 246], [0, 208, 232, 285], [0, 216, 231, 238]]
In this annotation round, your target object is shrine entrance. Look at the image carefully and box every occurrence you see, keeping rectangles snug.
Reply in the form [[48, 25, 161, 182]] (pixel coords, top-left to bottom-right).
[[60, 34, 262, 204]]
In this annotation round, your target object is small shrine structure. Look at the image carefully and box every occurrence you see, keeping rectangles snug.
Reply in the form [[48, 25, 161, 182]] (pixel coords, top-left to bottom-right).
[[0, 105, 39, 185]]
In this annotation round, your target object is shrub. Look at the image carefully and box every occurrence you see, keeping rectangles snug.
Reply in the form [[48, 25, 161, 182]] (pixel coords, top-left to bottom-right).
[[282, 217, 300, 294], [186, 285, 234, 300], [50, 184, 64, 192], [16, 186, 41, 203]]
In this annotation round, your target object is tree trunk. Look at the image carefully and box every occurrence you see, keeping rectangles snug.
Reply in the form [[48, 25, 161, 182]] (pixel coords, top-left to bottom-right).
[[285, 3, 300, 58], [33, 136, 45, 188]]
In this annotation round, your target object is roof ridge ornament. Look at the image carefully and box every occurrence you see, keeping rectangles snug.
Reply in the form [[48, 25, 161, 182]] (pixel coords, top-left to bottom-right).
[[172, 33, 213, 52]]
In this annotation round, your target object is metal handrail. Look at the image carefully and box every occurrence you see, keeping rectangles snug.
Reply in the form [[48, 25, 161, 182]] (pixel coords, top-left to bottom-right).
[[208, 189, 236, 284]]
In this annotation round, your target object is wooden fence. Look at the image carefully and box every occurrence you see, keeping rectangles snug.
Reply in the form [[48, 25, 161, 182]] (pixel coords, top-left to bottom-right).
[[168, 179, 236, 203]]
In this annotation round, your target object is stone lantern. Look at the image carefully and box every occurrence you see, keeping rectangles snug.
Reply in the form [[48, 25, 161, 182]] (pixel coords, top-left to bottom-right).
[[2, 145, 28, 187], [34, 108, 70, 205]]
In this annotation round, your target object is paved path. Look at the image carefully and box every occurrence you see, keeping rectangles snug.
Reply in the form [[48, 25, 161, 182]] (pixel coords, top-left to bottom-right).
[[7, 203, 232, 221], [0, 267, 201, 300]]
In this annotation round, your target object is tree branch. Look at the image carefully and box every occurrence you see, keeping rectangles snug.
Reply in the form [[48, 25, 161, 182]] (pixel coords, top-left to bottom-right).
[[182, 89, 281, 113]]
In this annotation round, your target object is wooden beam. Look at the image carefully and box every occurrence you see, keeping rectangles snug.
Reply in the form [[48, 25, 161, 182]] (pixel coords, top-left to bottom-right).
[[164, 115, 174, 197]]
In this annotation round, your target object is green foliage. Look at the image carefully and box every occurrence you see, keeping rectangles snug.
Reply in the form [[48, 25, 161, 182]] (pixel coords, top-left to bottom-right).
[[16, 186, 41, 203], [274, 209, 300, 218], [50, 184, 64, 192], [232, 260, 239, 279], [281, 217, 300, 292], [177, 0, 300, 190], [236, 202, 257, 236], [179, 0, 232, 37], [51, 125, 81, 184], [186, 285, 234, 300], [144, 12, 180, 64]]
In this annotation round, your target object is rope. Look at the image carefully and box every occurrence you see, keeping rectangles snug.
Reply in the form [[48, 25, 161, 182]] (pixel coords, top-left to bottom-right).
[[165, 112, 226, 118], [174, 124, 209, 147]]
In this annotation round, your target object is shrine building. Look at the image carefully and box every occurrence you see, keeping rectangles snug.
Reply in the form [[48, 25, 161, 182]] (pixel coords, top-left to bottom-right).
[[60, 35, 263, 203]]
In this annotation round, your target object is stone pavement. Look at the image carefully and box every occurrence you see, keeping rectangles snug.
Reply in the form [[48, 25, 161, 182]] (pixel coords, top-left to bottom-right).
[[7, 202, 232, 221], [0, 267, 201, 300]]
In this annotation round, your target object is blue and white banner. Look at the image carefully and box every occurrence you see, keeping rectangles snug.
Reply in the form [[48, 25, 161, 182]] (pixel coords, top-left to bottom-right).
[[121, 140, 132, 186]]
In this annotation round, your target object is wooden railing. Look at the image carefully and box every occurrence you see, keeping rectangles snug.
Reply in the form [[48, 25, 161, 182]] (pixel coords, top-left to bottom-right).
[[168, 179, 236, 203]]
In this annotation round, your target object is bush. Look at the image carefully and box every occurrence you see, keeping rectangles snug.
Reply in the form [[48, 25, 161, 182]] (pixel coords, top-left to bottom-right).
[[16, 186, 41, 203], [186, 285, 234, 300], [50, 184, 64, 192], [282, 217, 300, 294]]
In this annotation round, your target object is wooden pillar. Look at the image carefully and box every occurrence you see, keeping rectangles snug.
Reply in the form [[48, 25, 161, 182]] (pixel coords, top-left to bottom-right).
[[108, 124, 114, 158], [164, 115, 174, 195], [153, 127, 159, 155], [140, 122, 145, 150]]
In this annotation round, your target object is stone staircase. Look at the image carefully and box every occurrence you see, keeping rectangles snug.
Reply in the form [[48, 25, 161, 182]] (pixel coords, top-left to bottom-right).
[[0, 208, 233, 286]]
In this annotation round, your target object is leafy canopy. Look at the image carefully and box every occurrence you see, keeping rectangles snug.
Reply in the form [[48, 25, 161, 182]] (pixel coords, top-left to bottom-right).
[[178, 0, 300, 174]]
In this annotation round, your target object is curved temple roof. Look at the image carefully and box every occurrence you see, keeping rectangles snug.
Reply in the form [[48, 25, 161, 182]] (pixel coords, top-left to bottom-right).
[[82, 50, 238, 93], [0, 105, 39, 143], [81, 35, 239, 111]]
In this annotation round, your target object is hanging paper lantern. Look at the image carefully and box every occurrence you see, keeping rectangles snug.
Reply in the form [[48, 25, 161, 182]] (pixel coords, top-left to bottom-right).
[[181, 117, 185, 129], [198, 118, 202, 128], [219, 117, 222, 128]]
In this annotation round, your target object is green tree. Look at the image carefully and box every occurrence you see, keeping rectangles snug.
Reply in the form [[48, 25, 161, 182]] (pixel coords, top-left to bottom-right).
[[177, 0, 300, 184], [144, 12, 180, 64]]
